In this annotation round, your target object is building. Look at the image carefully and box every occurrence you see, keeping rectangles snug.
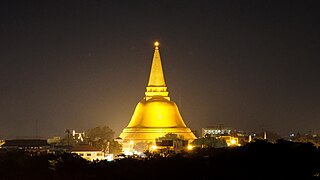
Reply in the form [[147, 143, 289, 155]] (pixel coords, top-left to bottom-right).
[[71, 144, 107, 161], [72, 130, 85, 143], [155, 133, 189, 153], [119, 42, 196, 154], [1, 139, 51, 154], [202, 126, 233, 137], [51, 145, 73, 154], [47, 136, 61, 145]]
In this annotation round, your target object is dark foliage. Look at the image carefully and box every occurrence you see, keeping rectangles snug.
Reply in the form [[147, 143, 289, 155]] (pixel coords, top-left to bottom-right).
[[0, 140, 319, 180]]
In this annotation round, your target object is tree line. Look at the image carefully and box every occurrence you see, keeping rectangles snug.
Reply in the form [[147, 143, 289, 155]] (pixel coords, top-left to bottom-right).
[[0, 139, 319, 180]]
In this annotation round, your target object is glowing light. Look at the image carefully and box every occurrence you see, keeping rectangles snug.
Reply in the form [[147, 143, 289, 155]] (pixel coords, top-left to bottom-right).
[[218, 136, 240, 147], [150, 145, 158, 150], [106, 154, 114, 161], [154, 41, 159, 47], [187, 145, 193, 150], [123, 150, 133, 156], [0, 140, 5, 147], [230, 139, 236, 145]]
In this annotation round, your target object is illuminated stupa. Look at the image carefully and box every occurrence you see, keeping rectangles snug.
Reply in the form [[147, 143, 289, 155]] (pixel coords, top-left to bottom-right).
[[119, 42, 196, 147]]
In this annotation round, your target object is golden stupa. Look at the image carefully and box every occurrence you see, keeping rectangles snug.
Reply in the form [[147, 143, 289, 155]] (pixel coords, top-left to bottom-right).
[[119, 42, 196, 144]]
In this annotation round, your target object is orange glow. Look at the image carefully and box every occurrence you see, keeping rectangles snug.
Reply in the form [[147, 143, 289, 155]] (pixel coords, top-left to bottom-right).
[[218, 136, 240, 147]]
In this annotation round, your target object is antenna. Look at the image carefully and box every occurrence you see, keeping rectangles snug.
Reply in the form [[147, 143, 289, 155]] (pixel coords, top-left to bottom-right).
[[35, 119, 38, 139], [179, 94, 182, 108]]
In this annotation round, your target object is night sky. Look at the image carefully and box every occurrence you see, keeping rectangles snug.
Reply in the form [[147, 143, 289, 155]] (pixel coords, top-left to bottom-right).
[[1, 0, 319, 139]]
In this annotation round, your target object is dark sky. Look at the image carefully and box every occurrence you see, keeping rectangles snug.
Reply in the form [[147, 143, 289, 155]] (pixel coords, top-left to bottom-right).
[[1, 0, 319, 139]]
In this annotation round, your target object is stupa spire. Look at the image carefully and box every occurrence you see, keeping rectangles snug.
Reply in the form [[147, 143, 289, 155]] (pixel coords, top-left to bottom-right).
[[147, 41, 166, 86], [145, 41, 170, 100]]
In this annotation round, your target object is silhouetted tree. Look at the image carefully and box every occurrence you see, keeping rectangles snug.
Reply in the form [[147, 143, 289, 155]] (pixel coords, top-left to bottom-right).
[[109, 140, 122, 156], [86, 126, 115, 150], [192, 136, 227, 148]]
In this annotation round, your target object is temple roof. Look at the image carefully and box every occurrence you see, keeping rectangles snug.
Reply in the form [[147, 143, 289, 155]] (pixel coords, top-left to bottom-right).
[[3, 139, 50, 147]]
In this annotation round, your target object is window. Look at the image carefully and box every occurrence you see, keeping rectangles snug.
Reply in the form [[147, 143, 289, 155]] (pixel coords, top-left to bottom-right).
[[87, 153, 91, 156]]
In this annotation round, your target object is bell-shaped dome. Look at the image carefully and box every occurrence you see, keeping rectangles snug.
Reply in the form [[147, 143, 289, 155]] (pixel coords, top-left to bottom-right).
[[127, 96, 187, 128]]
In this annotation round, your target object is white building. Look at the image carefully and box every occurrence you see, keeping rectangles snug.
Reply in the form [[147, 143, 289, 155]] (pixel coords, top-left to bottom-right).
[[71, 144, 106, 161], [202, 126, 233, 137]]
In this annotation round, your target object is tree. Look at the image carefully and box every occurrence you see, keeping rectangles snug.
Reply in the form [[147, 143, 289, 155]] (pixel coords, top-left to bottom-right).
[[59, 129, 77, 146], [192, 136, 227, 148], [85, 126, 115, 151], [109, 140, 122, 156]]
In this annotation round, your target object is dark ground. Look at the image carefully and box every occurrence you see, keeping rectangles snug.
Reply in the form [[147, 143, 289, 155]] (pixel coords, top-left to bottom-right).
[[0, 140, 320, 180]]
